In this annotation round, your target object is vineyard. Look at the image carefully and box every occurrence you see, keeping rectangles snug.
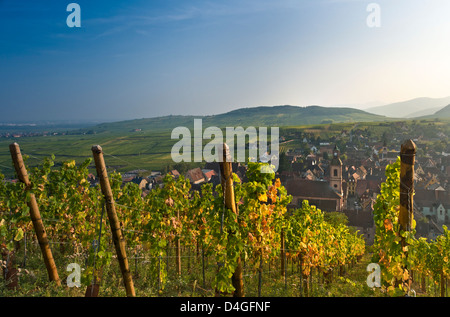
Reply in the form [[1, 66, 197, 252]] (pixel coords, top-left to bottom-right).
[[0, 140, 449, 298]]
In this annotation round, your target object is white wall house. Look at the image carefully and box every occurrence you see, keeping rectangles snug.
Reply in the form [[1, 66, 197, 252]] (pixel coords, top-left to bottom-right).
[[419, 203, 450, 224], [436, 203, 450, 223]]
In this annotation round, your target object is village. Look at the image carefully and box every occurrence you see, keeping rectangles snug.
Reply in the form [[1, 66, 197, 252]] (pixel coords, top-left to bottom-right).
[[101, 121, 450, 246]]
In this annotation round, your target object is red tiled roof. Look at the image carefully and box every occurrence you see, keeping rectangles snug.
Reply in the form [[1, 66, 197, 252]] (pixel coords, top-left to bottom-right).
[[186, 167, 205, 183], [285, 179, 341, 200], [203, 170, 216, 179]]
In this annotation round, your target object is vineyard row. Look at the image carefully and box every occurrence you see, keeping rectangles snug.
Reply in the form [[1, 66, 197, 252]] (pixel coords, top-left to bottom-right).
[[0, 143, 365, 296]]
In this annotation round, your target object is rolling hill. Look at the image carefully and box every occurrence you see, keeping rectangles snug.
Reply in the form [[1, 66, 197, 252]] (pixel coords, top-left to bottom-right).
[[90, 105, 389, 133]]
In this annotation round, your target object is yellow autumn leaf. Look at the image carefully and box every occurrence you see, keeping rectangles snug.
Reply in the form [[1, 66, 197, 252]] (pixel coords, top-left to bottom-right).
[[258, 193, 267, 202], [402, 269, 409, 282], [383, 219, 393, 231], [275, 178, 281, 188]]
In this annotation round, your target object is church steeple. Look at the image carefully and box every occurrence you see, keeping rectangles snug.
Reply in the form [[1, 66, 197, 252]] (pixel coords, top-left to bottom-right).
[[329, 145, 343, 196], [330, 145, 342, 166]]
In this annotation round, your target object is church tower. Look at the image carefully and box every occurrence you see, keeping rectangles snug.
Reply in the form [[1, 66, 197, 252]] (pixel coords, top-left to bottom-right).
[[329, 145, 343, 195]]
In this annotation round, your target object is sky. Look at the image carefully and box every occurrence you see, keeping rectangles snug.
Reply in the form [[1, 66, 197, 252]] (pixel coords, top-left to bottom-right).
[[1, 0, 450, 123]]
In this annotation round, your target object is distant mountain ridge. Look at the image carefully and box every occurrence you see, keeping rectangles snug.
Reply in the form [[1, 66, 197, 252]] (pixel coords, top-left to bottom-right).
[[426, 104, 450, 118], [92, 105, 389, 133], [366, 96, 450, 118]]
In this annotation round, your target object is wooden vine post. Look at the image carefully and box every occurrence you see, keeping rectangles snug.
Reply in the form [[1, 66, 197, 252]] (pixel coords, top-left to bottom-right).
[[219, 143, 244, 297], [9, 142, 61, 286], [175, 210, 182, 277], [399, 139, 416, 292], [281, 228, 285, 278], [91, 145, 136, 297]]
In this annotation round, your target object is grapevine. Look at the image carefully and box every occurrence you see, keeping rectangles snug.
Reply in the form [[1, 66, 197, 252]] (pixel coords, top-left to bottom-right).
[[0, 153, 367, 296]]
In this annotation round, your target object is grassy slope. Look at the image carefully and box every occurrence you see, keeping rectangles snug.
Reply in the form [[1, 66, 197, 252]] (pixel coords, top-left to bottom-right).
[[0, 130, 174, 177]]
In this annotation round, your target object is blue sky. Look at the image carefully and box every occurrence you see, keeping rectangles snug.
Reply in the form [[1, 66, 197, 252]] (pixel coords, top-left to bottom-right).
[[1, 0, 450, 122]]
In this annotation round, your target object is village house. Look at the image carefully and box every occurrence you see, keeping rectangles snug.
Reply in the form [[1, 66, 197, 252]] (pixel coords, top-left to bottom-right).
[[130, 176, 148, 190], [319, 143, 335, 157], [169, 169, 180, 179], [286, 179, 343, 212], [185, 167, 206, 185], [202, 169, 217, 182], [286, 146, 344, 212], [415, 188, 450, 224]]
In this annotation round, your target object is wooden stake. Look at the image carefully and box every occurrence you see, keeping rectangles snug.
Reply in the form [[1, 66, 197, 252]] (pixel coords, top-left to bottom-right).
[[220, 143, 237, 216], [219, 143, 244, 297], [91, 145, 135, 297], [175, 220, 181, 277], [281, 229, 285, 277], [399, 139, 416, 293], [399, 139, 416, 233], [9, 143, 61, 286]]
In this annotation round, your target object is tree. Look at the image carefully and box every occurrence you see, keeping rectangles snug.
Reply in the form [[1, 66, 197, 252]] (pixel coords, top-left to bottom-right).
[[324, 211, 349, 227], [278, 151, 292, 173]]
